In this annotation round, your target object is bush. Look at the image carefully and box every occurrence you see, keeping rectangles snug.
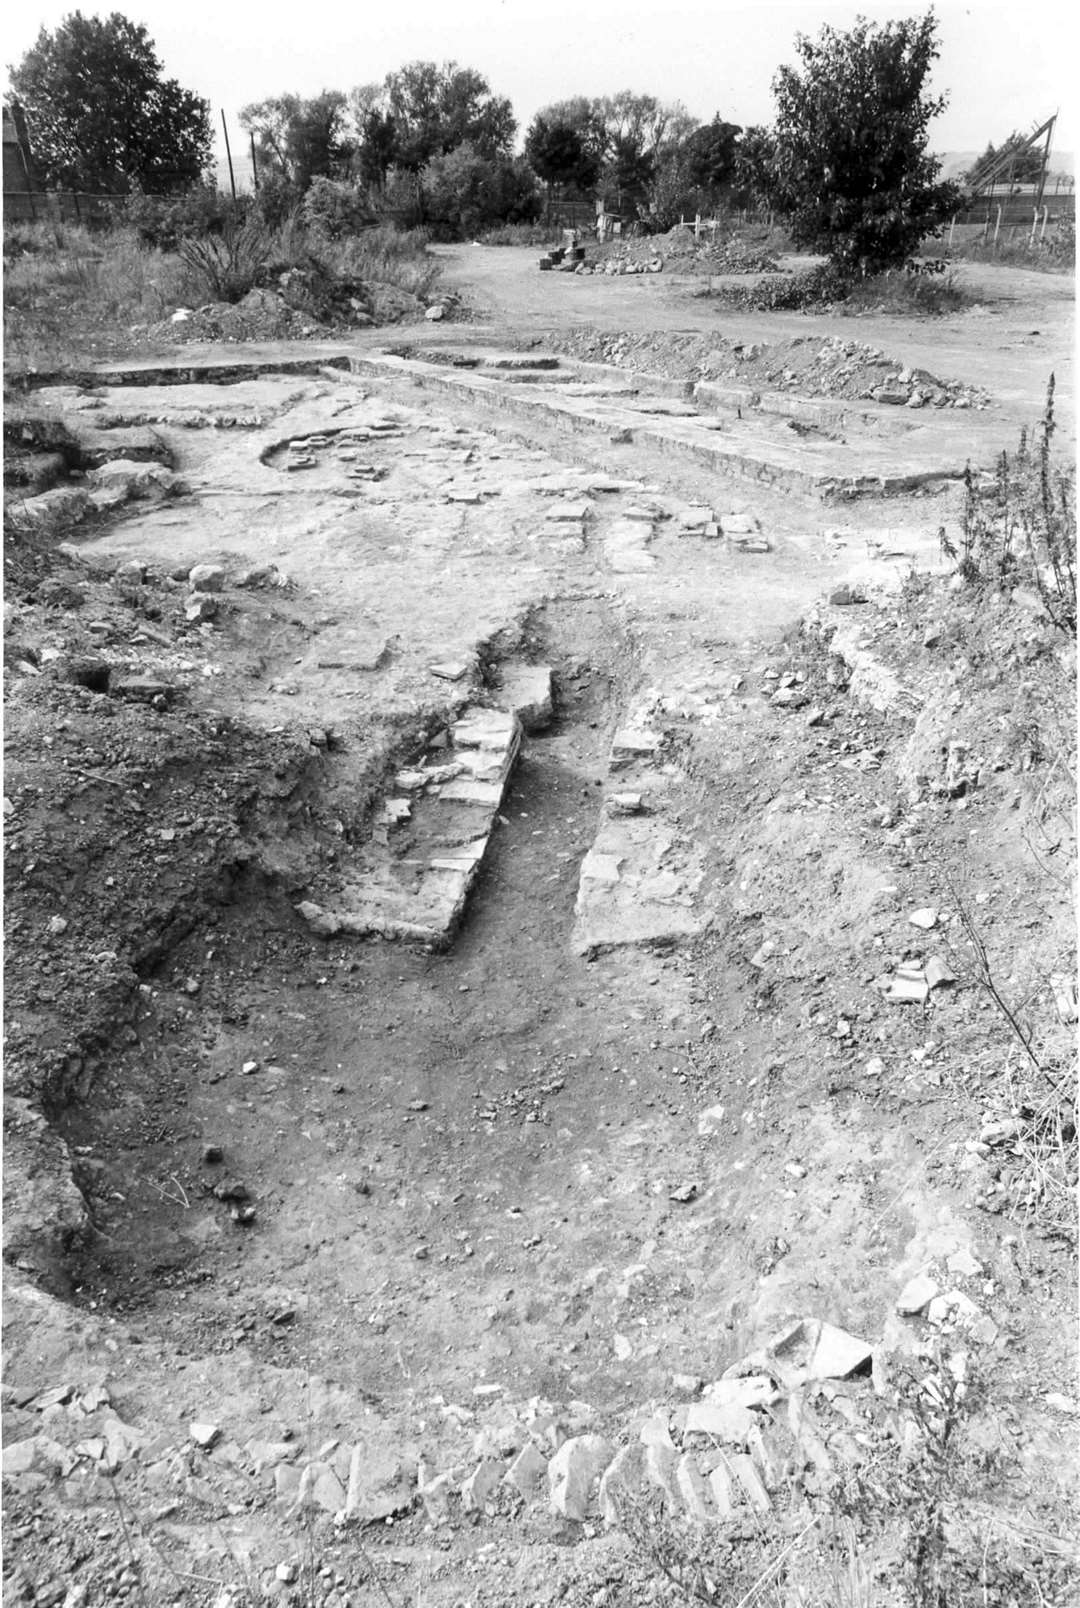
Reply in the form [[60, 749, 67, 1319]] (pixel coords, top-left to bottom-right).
[[299, 177, 375, 241], [420, 144, 541, 240], [121, 186, 239, 251], [251, 171, 301, 231], [479, 221, 557, 246]]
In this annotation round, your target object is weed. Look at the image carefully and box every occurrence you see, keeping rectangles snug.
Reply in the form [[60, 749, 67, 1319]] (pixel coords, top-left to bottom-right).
[[839, 264, 966, 316], [945, 219, 1075, 273], [941, 379, 1076, 635], [614, 1485, 812, 1606]]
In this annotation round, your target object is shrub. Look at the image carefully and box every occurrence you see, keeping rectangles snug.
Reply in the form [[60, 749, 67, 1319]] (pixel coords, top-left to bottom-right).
[[299, 177, 375, 241], [251, 172, 301, 231], [420, 144, 541, 240], [478, 221, 556, 246], [121, 185, 239, 251]]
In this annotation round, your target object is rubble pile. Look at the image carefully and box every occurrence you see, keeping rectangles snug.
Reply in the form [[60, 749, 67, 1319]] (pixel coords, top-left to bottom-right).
[[547, 326, 992, 408]]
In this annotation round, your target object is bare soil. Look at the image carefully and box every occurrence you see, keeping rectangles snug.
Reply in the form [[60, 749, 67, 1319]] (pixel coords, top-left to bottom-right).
[[3, 245, 1077, 1608]]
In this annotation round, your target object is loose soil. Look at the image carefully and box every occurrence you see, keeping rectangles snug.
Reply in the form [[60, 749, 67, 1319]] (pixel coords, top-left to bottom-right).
[[3, 244, 1076, 1608]]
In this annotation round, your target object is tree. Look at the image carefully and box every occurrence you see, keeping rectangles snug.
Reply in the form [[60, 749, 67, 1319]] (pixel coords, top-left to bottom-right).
[[524, 115, 600, 196], [684, 117, 742, 198], [383, 61, 515, 173], [241, 91, 351, 192], [8, 11, 211, 192], [767, 10, 963, 274], [732, 125, 778, 212]]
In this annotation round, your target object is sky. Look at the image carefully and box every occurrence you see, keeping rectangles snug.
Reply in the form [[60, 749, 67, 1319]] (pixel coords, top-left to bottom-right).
[[4, 0, 1077, 171]]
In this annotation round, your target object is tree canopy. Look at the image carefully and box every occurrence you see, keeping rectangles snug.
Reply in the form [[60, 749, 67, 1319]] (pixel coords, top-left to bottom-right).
[[241, 91, 350, 191], [767, 9, 962, 273], [8, 11, 212, 192]]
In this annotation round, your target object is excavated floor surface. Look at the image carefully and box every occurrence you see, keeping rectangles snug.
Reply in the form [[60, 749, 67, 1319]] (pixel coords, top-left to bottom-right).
[[3, 252, 1077, 1608]]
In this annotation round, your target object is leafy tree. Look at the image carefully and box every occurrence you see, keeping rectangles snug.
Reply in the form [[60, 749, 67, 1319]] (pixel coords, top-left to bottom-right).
[[8, 11, 211, 192], [684, 117, 742, 197], [241, 91, 351, 192], [767, 10, 963, 274], [732, 124, 778, 212], [383, 61, 515, 174], [420, 143, 539, 238], [524, 115, 600, 196]]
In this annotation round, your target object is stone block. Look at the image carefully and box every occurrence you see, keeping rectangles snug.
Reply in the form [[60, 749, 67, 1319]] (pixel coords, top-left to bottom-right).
[[547, 1433, 612, 1522], [505, 1442, 548, 1502], [684, 1400, 754, 1445], [187, 564, 225, 592], [499, 664, 554, 732], [643, 1442, 681, 1509], [598, 1444, 643, 1526], [675, 1453, 714, 1522], [462, 1458, 504, 1512]]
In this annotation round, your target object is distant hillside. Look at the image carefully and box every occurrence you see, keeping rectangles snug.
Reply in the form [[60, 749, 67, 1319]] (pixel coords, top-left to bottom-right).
[[937, 149, 1075, 181]]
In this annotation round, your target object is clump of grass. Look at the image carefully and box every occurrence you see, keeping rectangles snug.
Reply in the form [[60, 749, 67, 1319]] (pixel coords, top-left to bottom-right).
[[942, 376, 1076, 634], [177, 217, 276, 303], [328, 224, 440, 300]]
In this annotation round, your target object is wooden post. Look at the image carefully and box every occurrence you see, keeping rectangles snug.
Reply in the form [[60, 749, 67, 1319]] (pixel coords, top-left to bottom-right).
[[948, 214, 955, 248], [993, 204, 1002, 243], [250, 131, 259, 192], [221, 109, 237, 202], [1040, 206, 1049, 241]]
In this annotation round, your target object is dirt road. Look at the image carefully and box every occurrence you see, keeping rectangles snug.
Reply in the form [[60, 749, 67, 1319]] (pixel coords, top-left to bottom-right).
[[435, 243, 1074, 435]]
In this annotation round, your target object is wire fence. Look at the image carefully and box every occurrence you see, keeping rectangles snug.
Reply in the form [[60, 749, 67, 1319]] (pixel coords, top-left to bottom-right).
[[4, 188, 133, 225]]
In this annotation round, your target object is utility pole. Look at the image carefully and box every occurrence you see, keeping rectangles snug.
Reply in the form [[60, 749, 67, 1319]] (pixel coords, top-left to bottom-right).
[[221, 109, 237, 202]]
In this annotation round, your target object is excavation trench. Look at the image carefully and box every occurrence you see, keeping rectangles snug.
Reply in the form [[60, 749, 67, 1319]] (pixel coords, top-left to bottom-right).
[[51, 594, 712, 1418]]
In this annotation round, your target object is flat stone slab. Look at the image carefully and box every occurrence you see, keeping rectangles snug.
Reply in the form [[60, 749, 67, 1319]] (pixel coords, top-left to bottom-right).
[[497, 663, 554, 732], [572, 818, 709, 955]]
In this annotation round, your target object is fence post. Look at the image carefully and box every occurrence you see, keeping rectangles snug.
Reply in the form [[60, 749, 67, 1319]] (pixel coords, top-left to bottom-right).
[[1040, 206, 1049, 241], [948, 214, 955, 248], [1030, 208, 1038, 245], [993, 205, 1002, 243]]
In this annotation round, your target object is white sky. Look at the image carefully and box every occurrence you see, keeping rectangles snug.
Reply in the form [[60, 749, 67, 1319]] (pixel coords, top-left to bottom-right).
[[4, 0, 1077, 167]]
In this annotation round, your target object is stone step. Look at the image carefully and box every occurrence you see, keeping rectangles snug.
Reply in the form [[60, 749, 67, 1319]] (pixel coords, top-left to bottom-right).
[[296, 705, 520, 947], [346, 350, 980, 500]]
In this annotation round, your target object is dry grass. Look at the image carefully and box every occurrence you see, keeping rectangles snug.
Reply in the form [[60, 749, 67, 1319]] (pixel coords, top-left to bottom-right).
[[3, 217, 441, 375], [4, 223, 202, 373]]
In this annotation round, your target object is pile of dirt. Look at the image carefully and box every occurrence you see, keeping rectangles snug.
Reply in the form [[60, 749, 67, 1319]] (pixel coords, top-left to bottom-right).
[[149, 269, 435, 345], [150, 288, 336, 345], [546, 325, 993, 408]]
